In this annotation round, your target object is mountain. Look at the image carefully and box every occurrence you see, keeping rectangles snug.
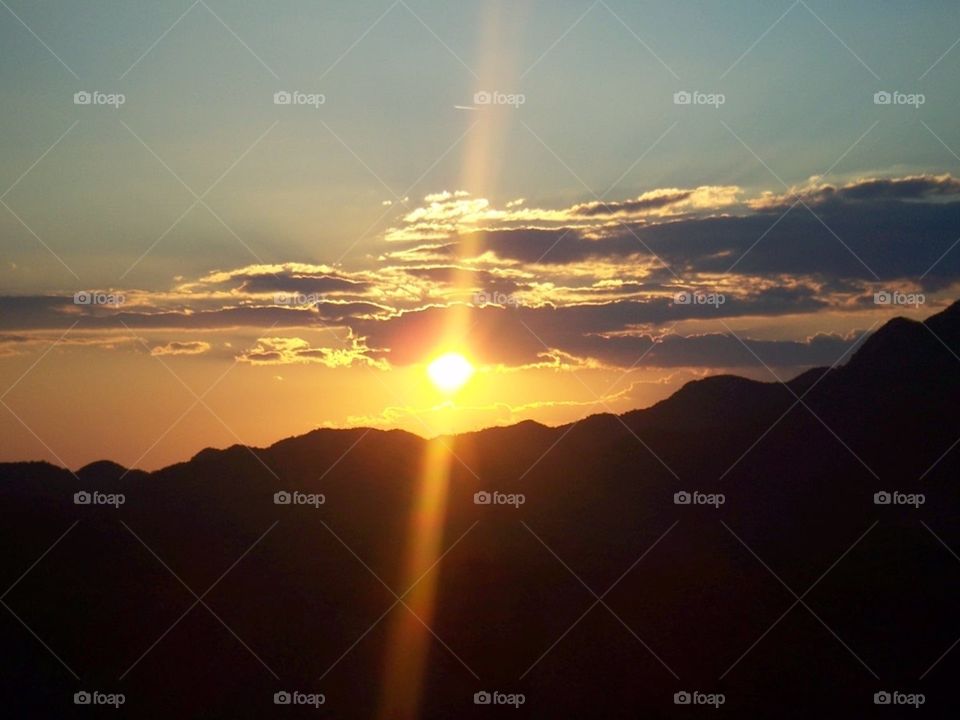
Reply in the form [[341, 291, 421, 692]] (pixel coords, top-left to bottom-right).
[[2, 303, 959, 718]]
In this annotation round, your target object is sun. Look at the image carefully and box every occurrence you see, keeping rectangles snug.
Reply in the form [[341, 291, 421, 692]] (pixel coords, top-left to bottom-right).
[[427, 352, 475, 393]]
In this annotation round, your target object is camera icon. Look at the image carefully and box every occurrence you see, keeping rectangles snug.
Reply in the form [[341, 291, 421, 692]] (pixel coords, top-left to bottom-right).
[[874, 291, 892, 305], [274, 691, 291, 705], [74, 491, 92, 505], [73, 91, 92, 105], [674, 291, 691, 305], [674, 491, 691, 505], [873, 491, 891, 505], [274, 491, 291, 505], [674, 691, 691, 704], [474, 691, 491, 705], [274, 91, 292, 105], [874, 691, 891, 705], [873, 91, 892, 105], [74, 691, 92, 705], [474, 91, 492, 105], [74, 291, 92, 305], [474, 491, 492, 505], [673, 91, 692, 105]]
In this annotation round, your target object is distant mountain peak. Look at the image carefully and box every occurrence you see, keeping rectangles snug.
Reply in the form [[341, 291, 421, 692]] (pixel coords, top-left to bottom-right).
[[77, 460, 127, 474], [932, 298, 960, 318], [844, 300, 960, 374], [926, 298, 960, 333], [76, 460, 136, 481]]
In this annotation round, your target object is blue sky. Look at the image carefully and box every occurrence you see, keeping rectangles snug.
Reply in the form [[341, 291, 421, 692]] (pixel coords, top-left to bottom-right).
[[3, 0, 960, 290]]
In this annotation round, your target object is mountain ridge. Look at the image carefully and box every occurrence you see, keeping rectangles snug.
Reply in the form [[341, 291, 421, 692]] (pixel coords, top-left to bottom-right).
[[4, 300, 958, 478]]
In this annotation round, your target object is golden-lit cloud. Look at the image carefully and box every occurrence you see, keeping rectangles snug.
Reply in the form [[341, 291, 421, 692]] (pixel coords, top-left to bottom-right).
[[747, 173, 960, 210], [150, 341, 211, 357], [384, 185, 742, 243], [236, 336, 386, 368]]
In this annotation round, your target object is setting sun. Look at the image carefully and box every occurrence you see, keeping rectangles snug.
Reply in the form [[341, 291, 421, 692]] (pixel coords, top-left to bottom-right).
[[427, 352, 475, 393]]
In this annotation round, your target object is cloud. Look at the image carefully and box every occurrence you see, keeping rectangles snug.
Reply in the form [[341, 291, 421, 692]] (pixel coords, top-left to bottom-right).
[[571, 186, 740, 217], [3, 175, 958, 375], [151, 341, 211, 357], [238, 274, 369, 295], [353, 296, 859, 370], [372, 175, 960, 297], [0, 298, 391, 332], [0, 332, 140, 357], [567, 330, 864, 369], [236, 336, 386, 368], [384, 185, 742, 243], [448, 194, 960, 290], [175, 263, 375, 302], [750, 173, 960, 210]]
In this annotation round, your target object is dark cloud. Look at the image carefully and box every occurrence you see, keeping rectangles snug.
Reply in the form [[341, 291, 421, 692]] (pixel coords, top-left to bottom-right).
[[0, 287, 840, 369], [355, 289, 833, 368], [777, 174, 960, 207], [0, 297, 389, 332], [238, 273, 369, 295], [573, 331, 861, 369], [401, 266, 529, 295], [462, 197, 960, 289]]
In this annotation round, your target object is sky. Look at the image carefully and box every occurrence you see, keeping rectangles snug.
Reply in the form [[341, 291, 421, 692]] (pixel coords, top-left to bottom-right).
[[2, 0, 960, 469]]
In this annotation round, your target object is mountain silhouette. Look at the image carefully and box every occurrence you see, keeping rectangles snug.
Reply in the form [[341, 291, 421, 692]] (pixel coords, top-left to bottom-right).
[[2, 302, 959, 718]]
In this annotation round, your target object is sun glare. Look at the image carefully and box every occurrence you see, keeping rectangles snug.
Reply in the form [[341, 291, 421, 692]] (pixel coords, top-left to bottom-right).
[[427, 352, 475, 393]]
